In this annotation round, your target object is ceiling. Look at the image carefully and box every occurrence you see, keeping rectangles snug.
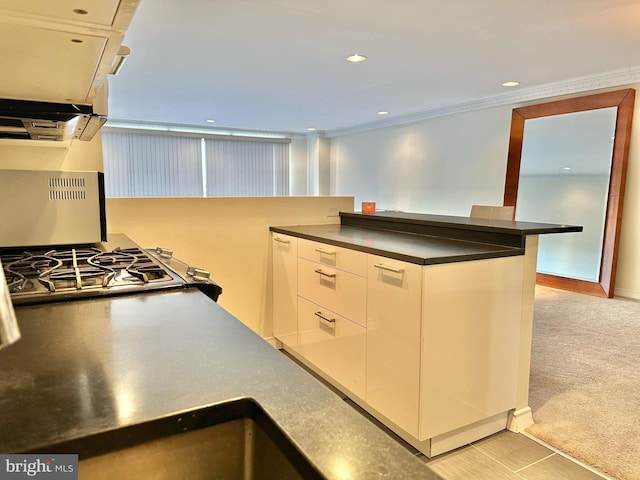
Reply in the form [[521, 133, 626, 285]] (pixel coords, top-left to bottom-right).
[[106, 0, 640, 136]]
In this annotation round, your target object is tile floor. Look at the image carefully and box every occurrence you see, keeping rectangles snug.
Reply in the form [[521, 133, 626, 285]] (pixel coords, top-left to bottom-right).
[[285, 352, 610, 480], [422, 430, 608, 480], [346, 398, 609, 480]]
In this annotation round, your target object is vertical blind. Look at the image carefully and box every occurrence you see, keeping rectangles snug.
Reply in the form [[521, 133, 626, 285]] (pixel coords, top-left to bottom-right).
[[102, 130, 290, 197], [205, 139, 289, 196]]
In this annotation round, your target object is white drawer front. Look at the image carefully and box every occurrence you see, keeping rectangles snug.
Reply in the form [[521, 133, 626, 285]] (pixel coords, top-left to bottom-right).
[[298, 238, 367, 277], [297, 297, 366, 399], [298, 258, 366, 327]]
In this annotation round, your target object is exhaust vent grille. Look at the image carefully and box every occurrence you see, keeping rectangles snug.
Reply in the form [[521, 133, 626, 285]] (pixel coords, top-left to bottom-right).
[[30, 121, 59, 129], [49, 190, 87, 201], [49, 178, 86, 188], [48, 177, 87, 201]]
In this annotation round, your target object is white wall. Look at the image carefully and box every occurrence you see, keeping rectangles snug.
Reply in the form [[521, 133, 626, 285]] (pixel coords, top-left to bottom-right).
[[289, 137, 308, 195], [331, 106, 511, 215], [330, 84, 640, 299]]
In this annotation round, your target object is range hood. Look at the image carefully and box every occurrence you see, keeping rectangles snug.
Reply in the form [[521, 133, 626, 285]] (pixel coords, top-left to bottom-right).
[[0, 99, 107, 142]]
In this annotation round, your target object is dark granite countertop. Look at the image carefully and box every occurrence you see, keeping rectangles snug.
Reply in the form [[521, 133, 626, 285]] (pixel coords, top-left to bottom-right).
[[0, 289, 439, 479], [271, 211, 582, 265], [340, 211, 583, 236], [271, 224, 524, 265]]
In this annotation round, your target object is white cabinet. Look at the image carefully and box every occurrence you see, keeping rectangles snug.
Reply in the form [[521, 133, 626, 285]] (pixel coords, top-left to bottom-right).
[[273, 233, 367, 399], [272, 232, 525, 455], [272, 234, 298, 348], [366, 254, 423, 437], [297, 297, 366, 398]]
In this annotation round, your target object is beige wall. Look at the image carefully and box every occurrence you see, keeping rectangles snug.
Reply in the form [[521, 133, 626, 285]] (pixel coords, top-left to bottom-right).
[[331, 84, 640, 299], [616, 90, 640, 299], [106, 196, 354, 337]]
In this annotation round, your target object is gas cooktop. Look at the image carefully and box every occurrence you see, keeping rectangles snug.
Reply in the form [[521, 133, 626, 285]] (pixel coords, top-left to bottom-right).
[[0, 234, 221, 306]]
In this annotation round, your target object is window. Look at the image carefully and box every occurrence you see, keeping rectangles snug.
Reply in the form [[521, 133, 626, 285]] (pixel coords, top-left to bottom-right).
[[102, 129, 290, 197]]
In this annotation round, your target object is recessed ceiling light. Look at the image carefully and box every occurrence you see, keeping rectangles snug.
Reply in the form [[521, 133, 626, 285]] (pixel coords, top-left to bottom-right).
[[205, 119, 216, 124], [502, 81, 520, 87], [377, 111, 389, 115], [346, 53, 367, 63], [306, 127, 317, 131], [562, 166, 572, 171]]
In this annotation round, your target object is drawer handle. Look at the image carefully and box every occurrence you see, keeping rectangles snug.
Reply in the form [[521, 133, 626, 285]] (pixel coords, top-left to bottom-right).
[[274, 237, 290, 244], [315, 311, 335, 323], [314, 269, 336, 278], [314, 247, 336, 255], [374, 263, 404, 273]]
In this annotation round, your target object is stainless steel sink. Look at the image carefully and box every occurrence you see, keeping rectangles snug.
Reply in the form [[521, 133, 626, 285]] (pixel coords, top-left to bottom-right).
[[35, 398, 325, 480]]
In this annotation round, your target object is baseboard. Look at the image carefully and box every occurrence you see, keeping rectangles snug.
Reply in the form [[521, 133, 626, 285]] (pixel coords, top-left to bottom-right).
[[507, 407, 534, 432], [263, 336, 279, 348], [430, 412, 508, 457], [613, 287, 640, 300]]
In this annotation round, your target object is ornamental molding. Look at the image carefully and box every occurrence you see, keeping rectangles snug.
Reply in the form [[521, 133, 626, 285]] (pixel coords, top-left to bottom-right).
[[324, 66, 640, 138]]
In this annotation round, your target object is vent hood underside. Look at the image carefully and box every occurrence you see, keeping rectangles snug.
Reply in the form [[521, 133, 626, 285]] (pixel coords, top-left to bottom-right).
[[0, 99, 106, 142]]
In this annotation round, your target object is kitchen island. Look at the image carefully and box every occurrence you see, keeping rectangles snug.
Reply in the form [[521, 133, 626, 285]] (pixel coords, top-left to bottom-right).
[[270, 211, 581, 456], [0, 289, 439, 479]]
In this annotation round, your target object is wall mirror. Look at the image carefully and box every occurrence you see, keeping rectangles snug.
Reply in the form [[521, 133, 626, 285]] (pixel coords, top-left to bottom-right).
[[504, 89, 635, 297]]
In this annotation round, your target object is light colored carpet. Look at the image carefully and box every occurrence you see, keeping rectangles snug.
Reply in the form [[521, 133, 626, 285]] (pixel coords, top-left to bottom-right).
[[526, 285, 640, 480]]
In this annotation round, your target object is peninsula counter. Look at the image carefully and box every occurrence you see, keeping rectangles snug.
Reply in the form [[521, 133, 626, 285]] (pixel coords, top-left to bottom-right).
[[270, 211, 581, 456]]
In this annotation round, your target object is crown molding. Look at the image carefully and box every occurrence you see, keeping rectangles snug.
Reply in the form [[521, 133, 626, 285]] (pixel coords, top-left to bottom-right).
[[325, 66, 640, 138], [104, 119, 305, 139]]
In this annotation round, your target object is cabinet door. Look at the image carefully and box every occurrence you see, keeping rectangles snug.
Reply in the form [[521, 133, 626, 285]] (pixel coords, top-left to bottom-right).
[[297, 297, 366, 399], [366, 255, 422, 437], [419, 256, 524, 439], [272, 233, 298, 348]]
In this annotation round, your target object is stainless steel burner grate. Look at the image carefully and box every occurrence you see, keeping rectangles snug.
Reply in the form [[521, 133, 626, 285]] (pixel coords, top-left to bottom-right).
[[1, 243, 177, 299]]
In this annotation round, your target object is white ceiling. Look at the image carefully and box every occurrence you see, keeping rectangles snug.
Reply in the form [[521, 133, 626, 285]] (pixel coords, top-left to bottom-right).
[[106, 0, 640, 136]]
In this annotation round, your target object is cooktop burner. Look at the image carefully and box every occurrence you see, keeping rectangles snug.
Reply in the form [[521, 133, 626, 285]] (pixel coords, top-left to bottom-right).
[[0, 234, 222, 306], [88, 248, 138, 269], [0, 235, 187, 305]]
